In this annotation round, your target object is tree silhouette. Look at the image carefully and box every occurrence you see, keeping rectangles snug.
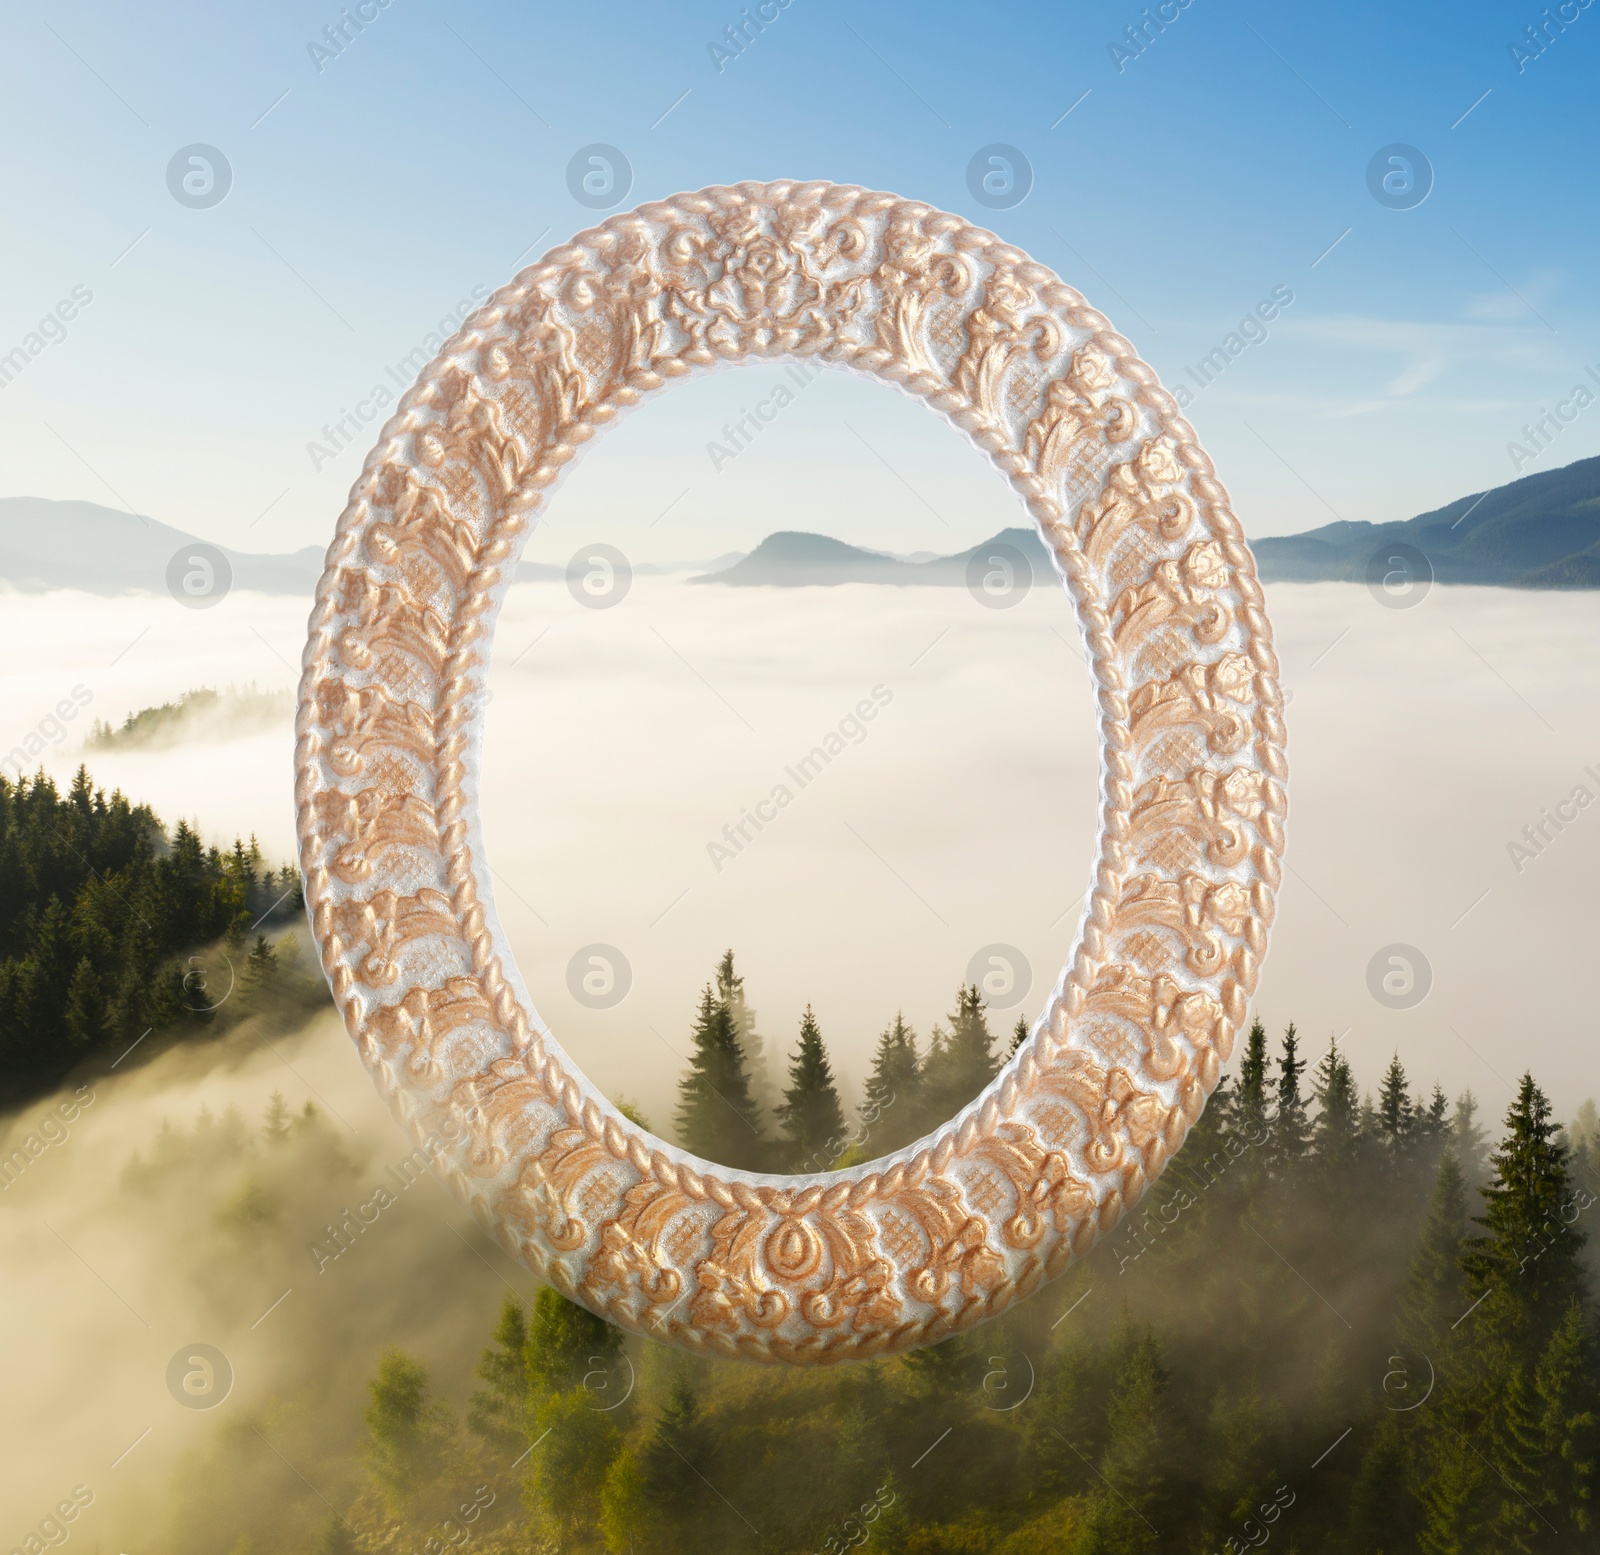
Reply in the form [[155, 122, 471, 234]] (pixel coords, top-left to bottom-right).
[[62, 956, 103, 1050], [317, 1011, 1599, 1555], [1084, 1327, 1169, 1553], [861, 1012, 921, 1153], [775, 1005, 846, 1171], [1236, 1018, 1269, 1141], [468, 1293, 529, 1452], [640, 1372, 716, 1524], [1454, 1088, 1492, 1184], [1462, 1074, 1588, 1357], [1424, 1075, 1598, 1549], [1271, 1021, 1311, 1171], [361, 1350, 460, 1521], [1311, 1036, 1358, 1175], [674, 981, 763, 1169], [1527, 1302, 1598, 1537], [261, 1090, 292, 1147], [240, 932, 279, 1006], [716, 948, 779, 1119], [1350, 1413, 1418, 1552], [862, 1472, 912, 1552], [1403, 1145, 1469, 1352], [1378, 1051, 1417, 1173], [526, 1388, 621, 1549], [919, 985, 998, 1124]]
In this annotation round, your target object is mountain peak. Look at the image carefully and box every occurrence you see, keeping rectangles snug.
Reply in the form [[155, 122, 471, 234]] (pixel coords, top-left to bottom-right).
[[0, 496, 323, 596], [693, 527, 1049, 587], [1252, 452, 1600, 587]]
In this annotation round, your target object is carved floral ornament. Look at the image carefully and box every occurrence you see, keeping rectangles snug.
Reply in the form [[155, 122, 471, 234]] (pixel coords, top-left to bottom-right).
[[295, 181, 1287, 1363]]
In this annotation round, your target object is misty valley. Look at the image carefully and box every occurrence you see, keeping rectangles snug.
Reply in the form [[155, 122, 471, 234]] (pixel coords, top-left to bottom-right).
[[0, 764, 1596, 1554]]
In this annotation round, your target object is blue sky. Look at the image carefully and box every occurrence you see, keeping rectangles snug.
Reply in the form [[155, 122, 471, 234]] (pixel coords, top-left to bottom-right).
[[2, 0, 1597, 561]]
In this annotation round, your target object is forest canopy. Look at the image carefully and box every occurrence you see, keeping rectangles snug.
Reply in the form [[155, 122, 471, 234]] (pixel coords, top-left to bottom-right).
[[127, 1021, 1597, 1555], [0, 767, 309, 1105]]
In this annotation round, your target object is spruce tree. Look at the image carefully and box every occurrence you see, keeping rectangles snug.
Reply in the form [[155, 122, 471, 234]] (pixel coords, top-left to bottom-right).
[[1412, 1082, 1452, 1184], [1357, 1094, 1381, 1156], [526, 1387, 621, 1549], [1222, 1020, 1267, 1203], [776, 1005, 847, 1172], [1168, 1072, 1235, 1209], [862, 1471, 911, 1552], [861, 1013, 921, 1153], [674, 983, 763, 1169], [1487, 1362, 1553, 1552], [599, 1447, 647, 1552], [24, 896, 73, 1051], [1530, 1302, 1599, 1537], [1349, 1413, 1419, 1552], [1453, 1089, 1491, 1185], [62, 956, 103, 1050], [1403, 1145, 1469, 1353], [1416, 1419, 1486, 1555], [1378, 1051, 1417, 1173], [919, 985, 998, 1123], [639, 1373, 715, 1520], [1568, 1100, 1600, 1199], [67, 763, 95, 818], [716, 948, 779, 1119], [1312, 1038, 1359, 1174], [241, 932, 279, 1006], [262, 1091, 292, 1146], [1422, 1083, 1450, 1142], [361, 1349, 459, 1521], [1574, 1136, 1600, 1214], [1201, 1378, 1281, 1544], [1460, 1075, 1589, 1360], [525, 1284, 621, 1397], [1011, 1015, 1028, 1055], [1571, 1098, 1600, 1158], [1236, 1018, 1269, 1141], [1271, 1022, 1310, 1171], [468, 1292, 529, 1451], [1088, 1328, 1168, 1554], [1438, 1077, 1598, 1550]]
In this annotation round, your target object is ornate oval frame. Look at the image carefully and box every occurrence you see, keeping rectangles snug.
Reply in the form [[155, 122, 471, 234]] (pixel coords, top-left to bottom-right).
[[295, 180, 1287, 1363]]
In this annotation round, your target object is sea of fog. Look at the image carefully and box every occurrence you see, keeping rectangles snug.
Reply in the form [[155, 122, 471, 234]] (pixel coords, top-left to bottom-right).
[[3, 576, 1597, 1128], [2, 573, 1598, 1541]]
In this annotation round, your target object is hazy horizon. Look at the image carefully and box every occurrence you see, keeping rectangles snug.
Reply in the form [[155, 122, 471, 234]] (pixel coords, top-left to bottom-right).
[[4, 572, 1596, 1127]]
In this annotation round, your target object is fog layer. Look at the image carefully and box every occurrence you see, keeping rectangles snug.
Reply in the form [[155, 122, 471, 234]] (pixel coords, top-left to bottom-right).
[[2, 578, 1596, 1121]]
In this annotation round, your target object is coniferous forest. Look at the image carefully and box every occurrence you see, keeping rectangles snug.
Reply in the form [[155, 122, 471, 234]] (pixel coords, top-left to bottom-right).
[[0, 769, 309, 1105], [1, 770, 1597, 1554]]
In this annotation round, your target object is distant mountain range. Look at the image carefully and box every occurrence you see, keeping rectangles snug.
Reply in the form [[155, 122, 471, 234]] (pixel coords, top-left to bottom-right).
[[1249, 454, 1600, 588], [5, 454, 1598, 595], [0, 497, 324, 595], [693, 527, 1052, 587], [692, 455, 1600, 590], [0, 497, 735, 594]]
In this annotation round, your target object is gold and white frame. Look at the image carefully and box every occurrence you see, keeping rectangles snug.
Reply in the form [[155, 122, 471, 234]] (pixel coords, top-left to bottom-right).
[[295, 180, 1287, 1363]]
